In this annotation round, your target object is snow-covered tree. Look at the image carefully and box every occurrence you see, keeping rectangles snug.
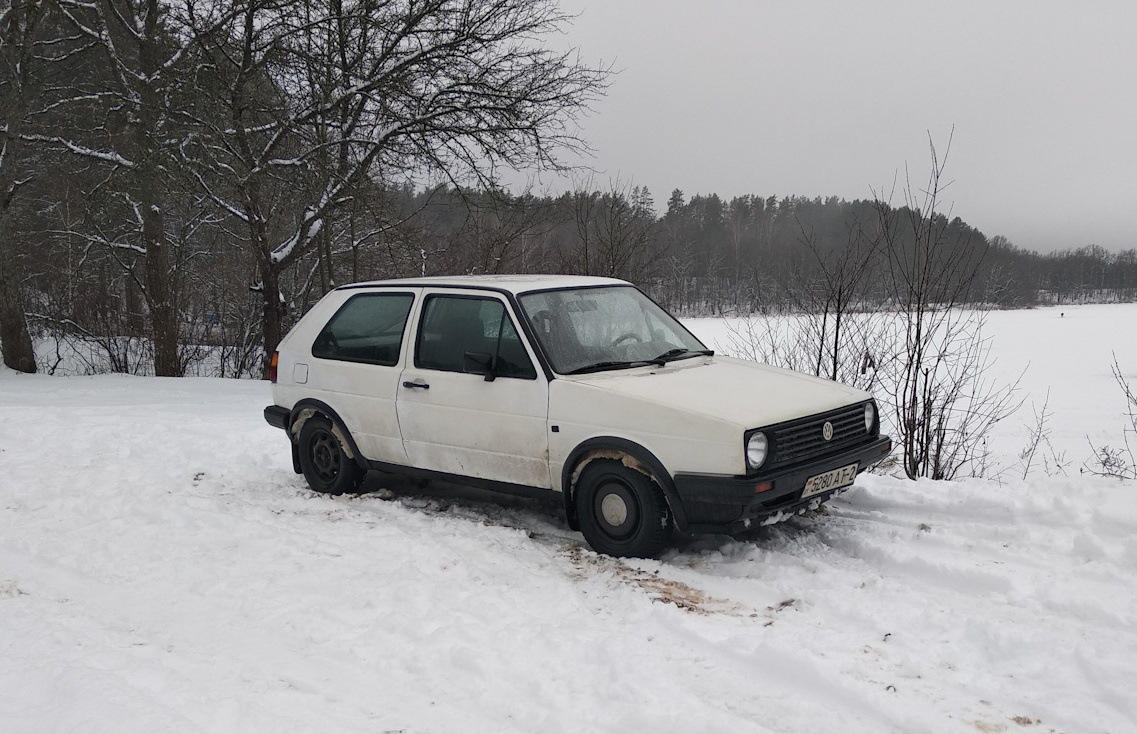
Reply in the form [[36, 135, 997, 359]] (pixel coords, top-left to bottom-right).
[[186, 0, 608, 376]]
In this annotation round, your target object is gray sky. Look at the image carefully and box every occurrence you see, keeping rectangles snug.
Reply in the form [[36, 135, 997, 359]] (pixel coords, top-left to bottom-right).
[[529, 0, 1137, 253]]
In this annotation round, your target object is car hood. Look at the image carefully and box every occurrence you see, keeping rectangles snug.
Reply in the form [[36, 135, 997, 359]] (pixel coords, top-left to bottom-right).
[[566, 355, 870, 429]]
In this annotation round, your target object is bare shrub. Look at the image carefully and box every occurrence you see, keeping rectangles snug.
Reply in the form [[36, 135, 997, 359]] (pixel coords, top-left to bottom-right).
[[726, 134, 1022, 480], [723, 310, 892, 394], [1016, 389, 1069, 479], [1083, 356, 1137, 480], [874, 134, 1022, 480]]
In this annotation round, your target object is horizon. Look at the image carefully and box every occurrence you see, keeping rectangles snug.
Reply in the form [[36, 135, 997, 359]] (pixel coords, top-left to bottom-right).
[[503, 0, 1137, 255]]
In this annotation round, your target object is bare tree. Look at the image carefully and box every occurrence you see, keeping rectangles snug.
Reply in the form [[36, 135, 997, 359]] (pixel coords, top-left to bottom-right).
[[785, 215, 883, 386], [725, 136, 1019, 479], [188, 0, 608, 376], [876, 132, 1020, 479], [20, 0, 247, 376], [433, 189, 552, 275], [720, 207, 886, 394], [561, 177, 657, 283]]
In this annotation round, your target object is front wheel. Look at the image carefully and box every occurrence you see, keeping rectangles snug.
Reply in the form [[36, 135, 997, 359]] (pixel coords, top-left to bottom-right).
[[575, 459, 670, 558], [297, 416, 364, 495]]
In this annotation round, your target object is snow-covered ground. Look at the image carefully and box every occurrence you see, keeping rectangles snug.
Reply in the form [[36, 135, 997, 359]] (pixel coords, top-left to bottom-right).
[[2, 305, 1135, 733]]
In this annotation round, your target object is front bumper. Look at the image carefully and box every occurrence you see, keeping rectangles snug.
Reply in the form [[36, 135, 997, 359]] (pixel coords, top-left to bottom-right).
[[673, 435, 892, 534]]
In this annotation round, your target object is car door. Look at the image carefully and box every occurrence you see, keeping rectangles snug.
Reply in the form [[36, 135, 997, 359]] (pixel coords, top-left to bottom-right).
[[303, 288, 419, 464], [395, 290, 551, 489]]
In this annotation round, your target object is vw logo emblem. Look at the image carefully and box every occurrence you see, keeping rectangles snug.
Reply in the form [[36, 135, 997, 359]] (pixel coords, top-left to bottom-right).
[[822, 421, 834, 441]]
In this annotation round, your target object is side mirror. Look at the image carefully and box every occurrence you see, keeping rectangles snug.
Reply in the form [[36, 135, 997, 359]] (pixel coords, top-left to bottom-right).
[[463, 351, 496, 381]]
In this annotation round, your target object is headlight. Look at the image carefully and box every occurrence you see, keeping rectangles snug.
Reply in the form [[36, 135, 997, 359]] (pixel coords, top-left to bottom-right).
[[864, 402, 875, 433], [746, 432, 769, 469]]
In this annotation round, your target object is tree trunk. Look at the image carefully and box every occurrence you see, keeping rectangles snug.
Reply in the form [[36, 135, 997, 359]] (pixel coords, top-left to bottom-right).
[[259, 261, 284, 379], [0, 0, 41, 373], [239, 173, 282, 379], [0, 197, 37, 373], [143, 200, 180, 376], [814, 302, 829, 377], [138, 0, 181, 377], [830, 285, 844, 382]]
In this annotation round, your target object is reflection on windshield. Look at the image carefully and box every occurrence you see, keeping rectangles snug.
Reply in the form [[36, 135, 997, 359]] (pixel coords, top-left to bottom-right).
[[518, 286, 709, 374]]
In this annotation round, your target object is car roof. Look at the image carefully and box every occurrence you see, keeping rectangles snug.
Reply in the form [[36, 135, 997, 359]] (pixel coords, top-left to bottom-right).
[[336, 274, 630, 296]]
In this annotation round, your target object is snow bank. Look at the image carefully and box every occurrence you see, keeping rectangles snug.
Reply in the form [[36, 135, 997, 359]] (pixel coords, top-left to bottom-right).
[[1, 370, 1134, 733]]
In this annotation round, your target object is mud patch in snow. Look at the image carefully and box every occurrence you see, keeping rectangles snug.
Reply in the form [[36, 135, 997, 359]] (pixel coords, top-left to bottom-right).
[[562, 544, 742, 615]]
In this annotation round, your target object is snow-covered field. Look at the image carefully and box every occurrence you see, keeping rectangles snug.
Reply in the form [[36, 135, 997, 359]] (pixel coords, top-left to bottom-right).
[[2, 305, 1135, 733]]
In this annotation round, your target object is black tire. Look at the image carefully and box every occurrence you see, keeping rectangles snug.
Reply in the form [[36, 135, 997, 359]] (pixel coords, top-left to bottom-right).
[[297, 416, 364, 495], [575, 459, 671, 558]]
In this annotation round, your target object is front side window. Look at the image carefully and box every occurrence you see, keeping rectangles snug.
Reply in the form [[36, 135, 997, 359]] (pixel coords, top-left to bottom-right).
[[312, 292, 414, 365], [415, 295, 536, 379], [519, 286, 707, 374]]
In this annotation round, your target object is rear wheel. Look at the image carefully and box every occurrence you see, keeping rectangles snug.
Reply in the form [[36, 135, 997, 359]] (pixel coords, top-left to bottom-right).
[[298, 417, 364, 495], [575, 459, 670, 558]]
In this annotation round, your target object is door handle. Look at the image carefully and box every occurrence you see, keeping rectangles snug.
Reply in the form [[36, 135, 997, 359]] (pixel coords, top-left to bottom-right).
[[402, 380, 430, 390]]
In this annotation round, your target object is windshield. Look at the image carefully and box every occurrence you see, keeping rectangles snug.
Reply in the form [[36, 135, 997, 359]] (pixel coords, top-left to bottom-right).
[[518, 286, 709, 374]]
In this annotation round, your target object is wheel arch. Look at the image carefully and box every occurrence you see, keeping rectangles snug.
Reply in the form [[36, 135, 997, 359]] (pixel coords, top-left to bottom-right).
[[287, 398, 369, 471], [560, 436, 689, 533]]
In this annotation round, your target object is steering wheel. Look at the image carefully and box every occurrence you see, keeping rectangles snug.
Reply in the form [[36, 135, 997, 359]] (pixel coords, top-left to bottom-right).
[[531, 310, 553, 334], [611, 332, 642, 346]]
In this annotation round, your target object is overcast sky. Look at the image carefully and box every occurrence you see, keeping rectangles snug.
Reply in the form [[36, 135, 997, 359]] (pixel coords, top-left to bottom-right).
[[528, 0, 1136, 253]]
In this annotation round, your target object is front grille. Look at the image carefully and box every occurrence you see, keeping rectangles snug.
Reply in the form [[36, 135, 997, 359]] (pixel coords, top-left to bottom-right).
[[769, 404, 867, 469]]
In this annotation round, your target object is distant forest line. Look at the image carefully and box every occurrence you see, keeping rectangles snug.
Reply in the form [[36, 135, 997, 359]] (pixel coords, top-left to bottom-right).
[[363, 184, 1137, 315], [12, 178, 1136, 376]]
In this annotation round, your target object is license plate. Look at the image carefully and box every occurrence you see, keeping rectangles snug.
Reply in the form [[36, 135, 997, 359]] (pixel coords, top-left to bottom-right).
[[802, 463, 858, 498]]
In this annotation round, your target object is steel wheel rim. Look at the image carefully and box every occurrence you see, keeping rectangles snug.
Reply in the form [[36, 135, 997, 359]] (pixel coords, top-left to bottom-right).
[[310, 429, 341, 484]]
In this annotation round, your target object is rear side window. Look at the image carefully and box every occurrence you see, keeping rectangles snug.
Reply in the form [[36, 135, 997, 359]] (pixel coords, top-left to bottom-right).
[[312, 293, 414, 366], [415, 295, 536, 379]]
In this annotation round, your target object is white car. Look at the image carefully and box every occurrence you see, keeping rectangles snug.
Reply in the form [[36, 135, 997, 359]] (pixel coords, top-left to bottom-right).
[[264, 275, 891, 557]]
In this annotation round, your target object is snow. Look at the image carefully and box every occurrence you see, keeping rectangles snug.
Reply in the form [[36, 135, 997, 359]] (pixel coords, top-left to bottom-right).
[[20, 133, 135, 168], [2, 306, 1137, 733]]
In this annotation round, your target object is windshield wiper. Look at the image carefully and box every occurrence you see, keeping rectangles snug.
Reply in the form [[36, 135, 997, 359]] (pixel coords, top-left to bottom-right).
[[565, 360, 659, 375], [566, 349, 714, 375], [652, 348, 715, 362]]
